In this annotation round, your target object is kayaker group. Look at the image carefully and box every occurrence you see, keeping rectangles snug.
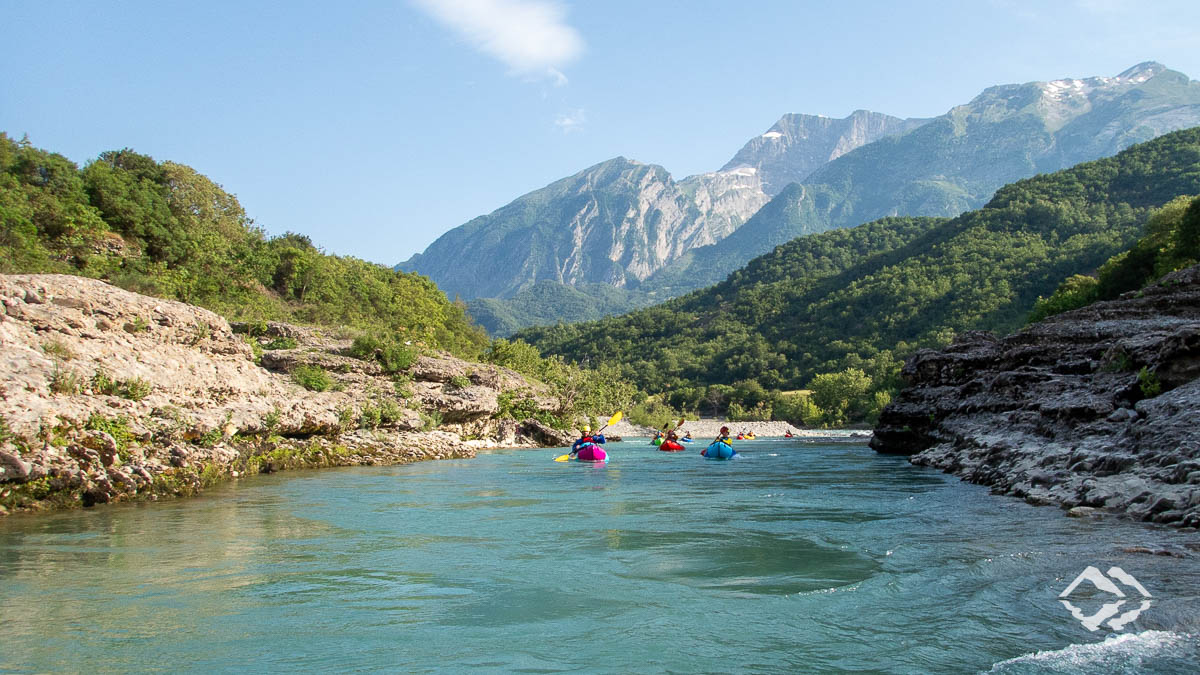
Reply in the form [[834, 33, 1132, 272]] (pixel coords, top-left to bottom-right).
[[651, 428, 691, 452], [649, 424, 740, 459], [564, 412, 801, 463]]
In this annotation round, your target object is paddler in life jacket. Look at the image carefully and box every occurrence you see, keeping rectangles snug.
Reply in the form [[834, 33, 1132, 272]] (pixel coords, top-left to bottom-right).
[[702, 426, 733, 457], [683, 431, 692, 441], [569, 425, 606, 459], [715, 426, 732, 446]]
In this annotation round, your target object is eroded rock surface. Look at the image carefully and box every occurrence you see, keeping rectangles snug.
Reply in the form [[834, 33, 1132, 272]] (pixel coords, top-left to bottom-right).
[[0, 274, 565, 514], [872, 266, 1200, 527]]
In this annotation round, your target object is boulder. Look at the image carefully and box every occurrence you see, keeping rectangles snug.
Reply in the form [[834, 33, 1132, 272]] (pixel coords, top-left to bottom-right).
[[416, 383, 499, 423], [81, 430, 120, 467], [517, 420, 574, 448], [0, 445, 32, 482]]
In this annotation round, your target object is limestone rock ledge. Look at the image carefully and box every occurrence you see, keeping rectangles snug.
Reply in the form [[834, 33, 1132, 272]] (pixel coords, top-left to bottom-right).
[[871, 265, 1200, 527], [0, 274, 562, 515]]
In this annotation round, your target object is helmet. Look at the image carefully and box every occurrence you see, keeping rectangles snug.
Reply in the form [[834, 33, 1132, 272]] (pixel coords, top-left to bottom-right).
[[582, 425, 590, 432], [720, 426, 729, 433]]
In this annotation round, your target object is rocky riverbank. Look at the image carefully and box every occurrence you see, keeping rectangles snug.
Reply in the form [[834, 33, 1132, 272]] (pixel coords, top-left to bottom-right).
[[0, 274, 573, 515], [872, 265, 1200, 528], [606, 419, 867, 440]]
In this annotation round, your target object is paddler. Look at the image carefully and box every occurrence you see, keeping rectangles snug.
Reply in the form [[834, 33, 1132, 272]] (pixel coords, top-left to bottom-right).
[[569, 425, 606, 459], [701, 426, 734, 458], [715, 426, 732, 446]]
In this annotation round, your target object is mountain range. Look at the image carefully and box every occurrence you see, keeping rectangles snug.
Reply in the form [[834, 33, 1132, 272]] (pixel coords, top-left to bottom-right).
[[397, 109, 919, 301], [399, 62, 1200, 334], [513, 126, 1200, 403]]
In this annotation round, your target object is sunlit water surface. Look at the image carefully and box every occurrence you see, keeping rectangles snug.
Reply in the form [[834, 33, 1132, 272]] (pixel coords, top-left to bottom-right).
[[2, 438, 1198, 673]]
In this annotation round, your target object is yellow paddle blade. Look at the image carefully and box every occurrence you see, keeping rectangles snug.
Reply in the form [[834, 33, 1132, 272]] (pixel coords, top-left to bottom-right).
[[606, 411, 623, 426], [554, 454, 570, 462]]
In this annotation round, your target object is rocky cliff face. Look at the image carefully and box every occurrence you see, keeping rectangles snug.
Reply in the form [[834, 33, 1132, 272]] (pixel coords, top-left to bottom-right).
[[398, 158, 768, 300], [400, 110, 921, 304], [0, 275, 570, 515], [721, 110, 927, 196], [871, 265, 1200, 527]]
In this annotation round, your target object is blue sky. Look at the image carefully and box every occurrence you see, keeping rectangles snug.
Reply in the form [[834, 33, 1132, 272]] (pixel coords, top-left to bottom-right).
[[3, 0, 1199, 265]]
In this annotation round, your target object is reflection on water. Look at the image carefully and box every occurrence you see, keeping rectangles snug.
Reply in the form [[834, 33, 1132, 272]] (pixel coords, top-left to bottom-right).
[[2, 441, 1199, 673]]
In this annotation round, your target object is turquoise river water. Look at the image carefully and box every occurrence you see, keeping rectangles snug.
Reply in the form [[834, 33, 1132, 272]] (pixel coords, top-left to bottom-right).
[[2, 437, 1199, 673]]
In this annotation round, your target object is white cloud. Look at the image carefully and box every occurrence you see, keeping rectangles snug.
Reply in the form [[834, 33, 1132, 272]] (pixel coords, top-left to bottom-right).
[[554, 108, 586, 133], [412, 0, 583, 82]]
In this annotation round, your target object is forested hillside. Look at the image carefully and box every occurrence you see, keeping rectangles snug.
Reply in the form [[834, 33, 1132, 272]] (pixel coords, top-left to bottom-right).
[[1031, 192, 1200, 321], [466, 280, 657, 336], [516, 127, 1200, 425], [0, 133, 488, 356]]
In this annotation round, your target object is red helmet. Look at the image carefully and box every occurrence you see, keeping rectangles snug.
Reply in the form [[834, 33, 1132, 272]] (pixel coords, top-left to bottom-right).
[[720, 426, 729, 433]]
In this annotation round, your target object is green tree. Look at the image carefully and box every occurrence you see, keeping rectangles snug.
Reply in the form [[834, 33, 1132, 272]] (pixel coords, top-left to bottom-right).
[[484, 338, 545, 377], [808, 368, 872, 427]]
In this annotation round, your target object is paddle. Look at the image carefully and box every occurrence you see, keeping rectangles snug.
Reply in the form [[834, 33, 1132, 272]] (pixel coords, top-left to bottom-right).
[[666, 417, 685, 436], [598, 411, 623, 433], [555, 411, 622, 462]]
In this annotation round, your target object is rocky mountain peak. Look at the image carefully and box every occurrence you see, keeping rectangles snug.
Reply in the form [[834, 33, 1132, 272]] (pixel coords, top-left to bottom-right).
[[397, 151, 766, 300], [721, 110, 927, 196], [1116, 60, 1166, 82]]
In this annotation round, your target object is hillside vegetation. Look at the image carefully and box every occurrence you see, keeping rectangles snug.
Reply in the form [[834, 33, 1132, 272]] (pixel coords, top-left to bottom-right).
[[0, 133, 639, 428], [466, 280, 658, 336], [516, 127, 1200, 425], [0, 133, 487, 356], [1030, 192, 1200, 320]]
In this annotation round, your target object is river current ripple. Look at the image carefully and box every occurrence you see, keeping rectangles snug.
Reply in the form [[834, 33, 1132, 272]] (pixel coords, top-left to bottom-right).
[[2, 438, 1198, 673]]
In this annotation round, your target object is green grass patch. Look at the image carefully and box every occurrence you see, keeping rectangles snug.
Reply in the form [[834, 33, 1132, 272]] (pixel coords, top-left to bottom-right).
[[263, 336, 298, 350], [419, 410, 443, 431], [1138, 366, 1162, 398], [292, 364, 332, 391], [84, 413, 135, 458], [49, 363, 83, 394], [349, 334, 415, 373], [41, 339, 74, 360]]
